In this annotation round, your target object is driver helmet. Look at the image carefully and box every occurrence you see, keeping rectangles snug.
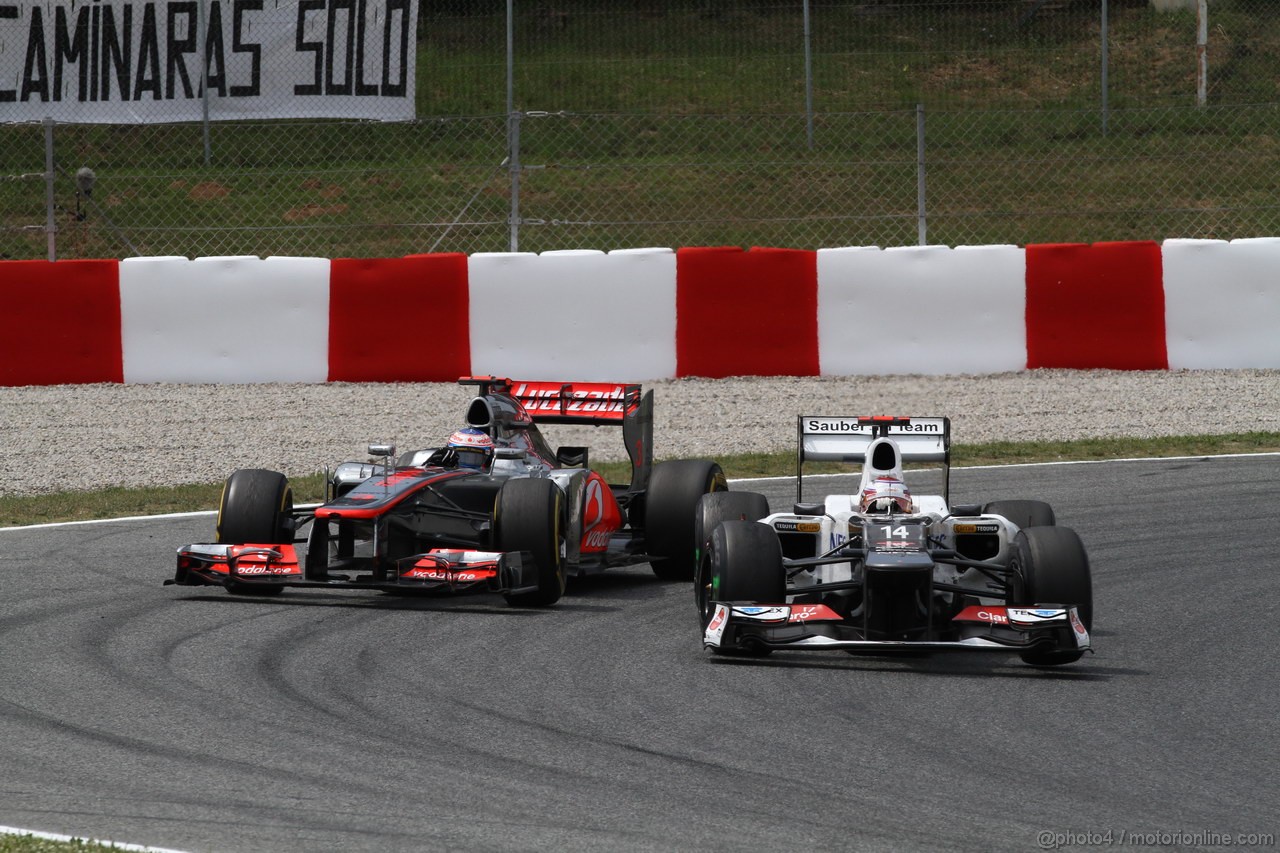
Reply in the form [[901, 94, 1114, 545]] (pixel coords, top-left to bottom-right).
[[860, 475, 912, 515], [447, 428, 495, 470]]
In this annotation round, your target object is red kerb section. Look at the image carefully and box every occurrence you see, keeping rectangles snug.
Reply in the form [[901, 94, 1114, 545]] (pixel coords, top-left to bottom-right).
[[328, 254, 470, 381], [1025, 241, 1167, 370], [0, 260, 122, 385], [675, 246, 819, 378]]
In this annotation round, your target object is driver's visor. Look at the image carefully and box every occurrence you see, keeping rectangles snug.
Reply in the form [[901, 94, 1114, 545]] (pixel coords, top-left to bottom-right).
[[455, 449, 492, 469]]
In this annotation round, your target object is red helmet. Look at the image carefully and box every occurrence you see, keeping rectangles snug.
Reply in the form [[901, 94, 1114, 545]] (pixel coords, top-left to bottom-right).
[[447, 428, 495, 470], [860, 476, 911, 514]]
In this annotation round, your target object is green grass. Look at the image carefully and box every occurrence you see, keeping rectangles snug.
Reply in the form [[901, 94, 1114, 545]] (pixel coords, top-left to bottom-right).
[[5, 2, 1280, 259], [418, 2, 1280, 113], [11, 103, 1278, 258], [0, 834, 141, 853], [3, 433, 1277, 528]]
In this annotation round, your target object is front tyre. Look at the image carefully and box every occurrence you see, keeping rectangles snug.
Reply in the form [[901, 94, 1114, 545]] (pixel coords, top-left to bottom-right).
[[693, 491, 771, 623], [646, 459, 728, 581], [217, 468, 292, 597], [217, 469, 293, 544], [496, 478, 567, 608], [704, 520, 785, 657], [1009, 526, 1092, 666]]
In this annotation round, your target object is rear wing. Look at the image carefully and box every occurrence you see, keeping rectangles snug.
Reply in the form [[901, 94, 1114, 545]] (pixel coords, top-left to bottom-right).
[[797, 416, 951, 503], [460, 376, 640, 425], [460, 376, 654, 491]]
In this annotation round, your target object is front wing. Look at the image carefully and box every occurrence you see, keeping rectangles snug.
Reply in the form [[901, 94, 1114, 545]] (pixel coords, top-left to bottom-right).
[[704, 602, 1091, 655], [168, 543, 542, 597]]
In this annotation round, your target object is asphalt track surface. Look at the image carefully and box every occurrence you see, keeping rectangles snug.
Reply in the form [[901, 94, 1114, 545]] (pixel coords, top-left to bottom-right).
[[1, 457, 1277, 853]]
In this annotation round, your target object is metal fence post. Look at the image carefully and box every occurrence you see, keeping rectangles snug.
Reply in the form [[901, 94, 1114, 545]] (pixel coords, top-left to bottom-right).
[[509, 111, 522, 252], [1196, 0, 1208, 107], [199, 0, 212, 164], [506, 0, 515, 118], [43, 117, 56, 261], [1101, 0, 1110, 135], [803, 0, 814, 150], [507, 0, 518, 251], [916, 104, 927, 246]]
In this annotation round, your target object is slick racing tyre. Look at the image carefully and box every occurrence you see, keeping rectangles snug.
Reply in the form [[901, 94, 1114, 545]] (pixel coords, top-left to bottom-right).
[[645, 459, 728, 581], [704, 520, 785, 657], [983, 499, 1055, 530], [496, 478, 567, 608], [216, 468, 292, 597], [1009, 526, 1092, 666], [694, 491, 771, 623]]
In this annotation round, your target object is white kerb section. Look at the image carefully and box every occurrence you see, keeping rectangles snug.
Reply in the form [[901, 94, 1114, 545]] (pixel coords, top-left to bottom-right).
[[119, 255, 330, 383], [1161, 238, 1280, 369], [816, 245, 1026, 375], [467, 248, 677, 381]]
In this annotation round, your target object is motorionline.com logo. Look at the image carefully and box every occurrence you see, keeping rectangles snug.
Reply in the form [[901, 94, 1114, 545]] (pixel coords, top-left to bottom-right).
[[1037, 829, 1275, 849]]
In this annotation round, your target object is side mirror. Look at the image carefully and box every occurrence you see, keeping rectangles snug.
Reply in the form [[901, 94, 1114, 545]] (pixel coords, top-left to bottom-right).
[[367, 443, 396, 458]]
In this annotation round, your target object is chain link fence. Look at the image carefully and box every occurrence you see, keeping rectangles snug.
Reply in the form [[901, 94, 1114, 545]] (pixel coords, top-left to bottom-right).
[[3, 0, 1279, 260]]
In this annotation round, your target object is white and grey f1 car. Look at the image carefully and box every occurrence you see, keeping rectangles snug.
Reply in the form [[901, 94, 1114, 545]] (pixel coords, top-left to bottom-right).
[[695, 416, 1093, 666]]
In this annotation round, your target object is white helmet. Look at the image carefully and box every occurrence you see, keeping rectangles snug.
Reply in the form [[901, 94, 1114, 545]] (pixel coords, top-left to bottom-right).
[[447, 428, 495, 470], [860, 476, 911, 514]]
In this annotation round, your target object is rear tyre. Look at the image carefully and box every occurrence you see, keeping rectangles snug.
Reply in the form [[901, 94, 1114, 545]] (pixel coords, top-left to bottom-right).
[[704, 520, 785, 657], [496, 478, 567, 608], [983, 499, 1055, 530], [216, 469, 292, 597], [1009, 526, 1092, 666], [645, 459, 728, 581], [693, 491, 771, 622]]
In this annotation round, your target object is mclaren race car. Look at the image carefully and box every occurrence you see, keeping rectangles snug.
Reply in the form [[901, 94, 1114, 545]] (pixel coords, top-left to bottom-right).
[[169, 377, 727, 607], [695, 416, 1092, 666]]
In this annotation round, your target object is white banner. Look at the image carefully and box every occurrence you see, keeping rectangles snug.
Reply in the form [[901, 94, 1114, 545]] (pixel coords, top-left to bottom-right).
[[0, 0, 418, 123]]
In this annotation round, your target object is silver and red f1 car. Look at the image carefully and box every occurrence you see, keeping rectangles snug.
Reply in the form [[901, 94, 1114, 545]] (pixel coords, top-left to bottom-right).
[[695, 416, 1093, 666], [169, 377, 726, 607]]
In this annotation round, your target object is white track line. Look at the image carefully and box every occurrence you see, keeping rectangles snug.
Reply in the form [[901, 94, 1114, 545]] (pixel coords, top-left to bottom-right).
[[2, 453, 1276, 533], [732, 450, 1280, 485]]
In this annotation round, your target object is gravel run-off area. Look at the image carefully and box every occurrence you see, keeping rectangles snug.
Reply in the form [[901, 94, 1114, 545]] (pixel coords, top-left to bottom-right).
[[1, 370, 1277, 496]]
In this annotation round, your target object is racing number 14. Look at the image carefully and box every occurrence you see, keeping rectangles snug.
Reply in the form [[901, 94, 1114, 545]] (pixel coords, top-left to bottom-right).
[[870, 523, 926, 550]]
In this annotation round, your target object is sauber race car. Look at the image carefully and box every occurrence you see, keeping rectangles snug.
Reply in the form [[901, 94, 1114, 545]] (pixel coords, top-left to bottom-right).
[[168, 377, 727, 607], [695, 416, 1093, 666]]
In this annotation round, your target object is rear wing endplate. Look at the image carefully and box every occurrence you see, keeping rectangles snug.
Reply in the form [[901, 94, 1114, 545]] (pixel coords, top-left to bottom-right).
[[797, 415, 951, 503]]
